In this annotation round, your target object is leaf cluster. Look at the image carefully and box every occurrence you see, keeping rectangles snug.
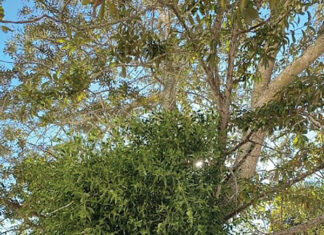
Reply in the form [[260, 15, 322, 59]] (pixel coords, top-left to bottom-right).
[[1, 111, 227, 234]]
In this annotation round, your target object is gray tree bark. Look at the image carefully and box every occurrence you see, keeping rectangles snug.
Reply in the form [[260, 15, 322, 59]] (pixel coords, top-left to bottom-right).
[[235, 52, 275, 178], [158, 8, 178, 111], [236, 31, 324, 178]]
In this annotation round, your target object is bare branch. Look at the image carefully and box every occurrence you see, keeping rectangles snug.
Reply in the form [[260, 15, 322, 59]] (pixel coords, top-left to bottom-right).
[[237, 9, 290, 36], [60, 0, 72, 20], [0, 14, 58, 24], [46, 201, 74, 217], [270, 213, 324, 235], [161, 0, 224, 111], [223, 162, 324, 221], [207, 8, 224, 109], [221, 25, 239, 131], [226, 130, 253, 155], [305, 113, 324, 129]]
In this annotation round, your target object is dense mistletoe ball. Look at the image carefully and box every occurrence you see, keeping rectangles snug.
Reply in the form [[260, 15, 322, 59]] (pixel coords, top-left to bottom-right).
[[9, 111, 226, 234]]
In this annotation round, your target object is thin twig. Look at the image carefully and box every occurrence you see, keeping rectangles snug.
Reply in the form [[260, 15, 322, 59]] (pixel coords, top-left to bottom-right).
[[46, 201, 74, 216], [223, 162, 324, 221], [0, 14, 58, 24], [270, 213, 324, 235], [227, 129, 253, 155], [60, 0, 72, 20]]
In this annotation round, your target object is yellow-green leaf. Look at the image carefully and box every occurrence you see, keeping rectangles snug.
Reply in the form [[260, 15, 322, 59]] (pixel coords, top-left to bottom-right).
[[293, 135, 299, 146], [56, 38, 65, 43], [108, 0, 118, 19]]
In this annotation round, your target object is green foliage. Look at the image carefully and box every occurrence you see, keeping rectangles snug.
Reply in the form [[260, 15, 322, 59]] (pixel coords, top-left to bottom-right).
[[0, 0, 323, 233], [1, 111, 227, 234], [0, 5, 4, 20], [236, 73, 324, 135], [268, 183, 324, 233], [0, 25, 11, 33]]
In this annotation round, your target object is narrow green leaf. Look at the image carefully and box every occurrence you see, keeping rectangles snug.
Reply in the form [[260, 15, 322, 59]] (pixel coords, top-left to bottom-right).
[[66, 27, 72, 39], [293, 136, 298, 145], [239, 0, 248, 13], [56, 38, 65, 43], [121, 66, 126, 77], [1, 26, 12, 33], [108, 0, 118, 19], [220, 0, 226, 9], [99, 0, 106, 19], [0, 6, 4, 20], [269, 0, 277, 13], [244, 7, 258, 25], [81, 0, 91, 5]]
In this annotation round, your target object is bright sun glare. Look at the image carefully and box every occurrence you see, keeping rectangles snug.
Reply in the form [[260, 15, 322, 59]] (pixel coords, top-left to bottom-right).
[[194, 160, 203, 168]]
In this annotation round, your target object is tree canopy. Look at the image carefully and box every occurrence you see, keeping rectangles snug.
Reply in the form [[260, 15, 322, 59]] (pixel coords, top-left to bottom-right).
[[0, 0, 323, 234]]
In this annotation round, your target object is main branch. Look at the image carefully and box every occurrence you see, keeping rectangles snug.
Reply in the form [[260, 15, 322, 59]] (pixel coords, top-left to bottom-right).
[[256, 32, 324, 108]]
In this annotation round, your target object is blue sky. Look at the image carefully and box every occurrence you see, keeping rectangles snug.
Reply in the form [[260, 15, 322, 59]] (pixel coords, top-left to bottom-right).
[[0, 2, 27, 232], [0, 0, 26, 65]]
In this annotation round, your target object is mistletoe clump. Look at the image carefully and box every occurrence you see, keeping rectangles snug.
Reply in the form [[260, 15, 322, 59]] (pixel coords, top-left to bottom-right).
[[3, 111, 227, 234]]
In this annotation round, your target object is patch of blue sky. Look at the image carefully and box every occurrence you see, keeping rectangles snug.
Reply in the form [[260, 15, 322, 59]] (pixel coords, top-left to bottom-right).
[[0, 0, 29, 65], [0, 2, 50, 232]]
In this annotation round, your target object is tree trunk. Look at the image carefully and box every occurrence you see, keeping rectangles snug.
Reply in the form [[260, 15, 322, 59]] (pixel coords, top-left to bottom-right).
[[161, 75, 177, 111], [158, 8, 178, 111], [236, 57, 275, 178]]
